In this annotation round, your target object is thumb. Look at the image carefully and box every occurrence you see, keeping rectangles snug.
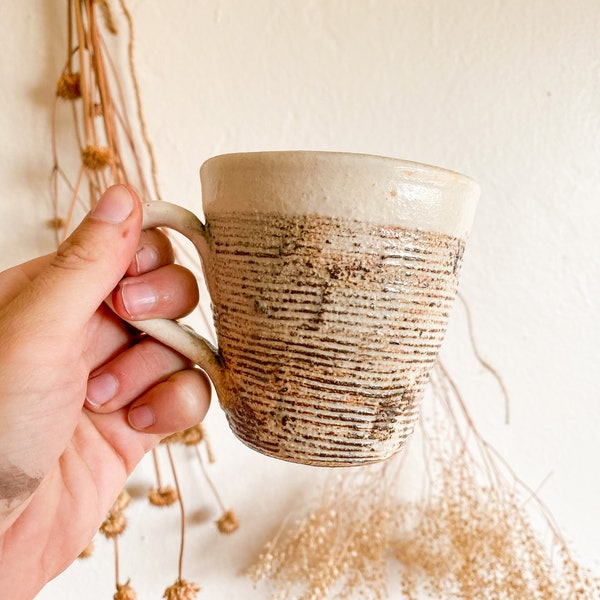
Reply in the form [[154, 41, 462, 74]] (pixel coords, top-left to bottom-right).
[[26, 185, 143, 330]]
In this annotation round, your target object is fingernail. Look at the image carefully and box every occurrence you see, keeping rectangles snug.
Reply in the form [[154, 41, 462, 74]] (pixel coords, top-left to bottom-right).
[[129, 405, 155, 430], [91, 185, 134, 224], [86, 373, 119, 408], [134, 245, 159, 274], [120, 281, 157, 317]]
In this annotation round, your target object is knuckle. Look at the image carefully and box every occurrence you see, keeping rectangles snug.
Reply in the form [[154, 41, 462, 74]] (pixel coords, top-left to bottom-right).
[[136, 340, 169, 377], [54, 237, 97, 270], [171, 369, 211, 409], [187, 369, 212, 406]]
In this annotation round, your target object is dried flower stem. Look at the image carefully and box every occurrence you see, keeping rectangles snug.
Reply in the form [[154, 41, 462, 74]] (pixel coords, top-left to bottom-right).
[[87, 0, 121, 182], [113, 536, 120, 586], [66, 0, 74, 71], [194, 445, 226, 513], [248, 467, 392, 599], [72, 0, 94, 145], [200, 426, 217, 464], [60, 166, 85, 242], [165, 442, 186, 581], [117, 0, 162, 201], [97, 0, 117, 34], [152, 447, 164, 490], [98, 34, 149, 198], [149, 446, 179, 506], [457, 291, 511, 424], [436, 360, 566, 541]]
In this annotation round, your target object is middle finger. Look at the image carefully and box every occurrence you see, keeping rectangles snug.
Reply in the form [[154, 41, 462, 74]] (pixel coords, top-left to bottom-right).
[[112, 263, 199, 321], [85, 336, 190, 412]]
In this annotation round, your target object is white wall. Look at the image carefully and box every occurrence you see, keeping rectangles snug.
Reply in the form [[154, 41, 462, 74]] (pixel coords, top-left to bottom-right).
[[1, 1, 599, 598]]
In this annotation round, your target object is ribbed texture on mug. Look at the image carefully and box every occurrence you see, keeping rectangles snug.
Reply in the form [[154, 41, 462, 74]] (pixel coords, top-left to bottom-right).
[[206, 212, 465, 466]]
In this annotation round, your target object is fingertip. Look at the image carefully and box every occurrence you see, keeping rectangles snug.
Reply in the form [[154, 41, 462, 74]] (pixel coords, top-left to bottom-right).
[[127, 369, 211, 434], [117, 280, 157, 319], [85, 372, 119, 410], [128, 404, 156, 430], [90, 185, 134, 224]]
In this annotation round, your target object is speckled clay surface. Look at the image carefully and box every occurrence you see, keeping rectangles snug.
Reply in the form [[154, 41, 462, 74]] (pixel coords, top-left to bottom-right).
[[204, 211, 465, 465]]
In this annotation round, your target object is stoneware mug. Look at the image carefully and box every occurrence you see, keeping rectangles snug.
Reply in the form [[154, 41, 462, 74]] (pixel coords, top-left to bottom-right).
[[134, 151, 479, 467]]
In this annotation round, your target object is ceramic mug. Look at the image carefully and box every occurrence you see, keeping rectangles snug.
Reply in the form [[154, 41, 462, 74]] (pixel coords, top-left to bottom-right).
[[133, 151, 479, 467]]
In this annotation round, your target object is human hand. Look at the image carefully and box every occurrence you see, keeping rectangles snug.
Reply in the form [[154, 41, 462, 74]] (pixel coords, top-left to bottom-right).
[[0, 185, 211, 598]]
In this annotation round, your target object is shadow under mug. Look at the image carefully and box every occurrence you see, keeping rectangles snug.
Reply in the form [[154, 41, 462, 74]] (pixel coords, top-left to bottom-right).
[[131, 151, 479, 467]]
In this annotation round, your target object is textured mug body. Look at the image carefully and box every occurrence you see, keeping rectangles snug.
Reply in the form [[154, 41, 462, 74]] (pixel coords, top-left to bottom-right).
[[199, 151, 478, 466]]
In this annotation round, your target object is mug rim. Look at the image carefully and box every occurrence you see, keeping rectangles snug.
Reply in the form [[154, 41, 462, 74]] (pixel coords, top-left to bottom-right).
[[201, 149, 478, 189], [199, 150, 479, 239]]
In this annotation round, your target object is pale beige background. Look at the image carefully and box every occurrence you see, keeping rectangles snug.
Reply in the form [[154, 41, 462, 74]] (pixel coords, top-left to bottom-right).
[[1, 1, 599, 598]]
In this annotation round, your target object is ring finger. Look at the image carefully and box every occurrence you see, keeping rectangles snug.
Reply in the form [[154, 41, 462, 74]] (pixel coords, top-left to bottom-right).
[[85, 337, 190, 412]]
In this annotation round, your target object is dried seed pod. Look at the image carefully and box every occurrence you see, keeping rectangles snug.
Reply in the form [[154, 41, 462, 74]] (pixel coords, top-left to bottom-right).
[[162, 425, 204, 446], [181, 425, 204, 446], [46, 217, 65, 230], [148, 486, 179, 507], [216, 510, 239, 535], [96, 0, 117, 34], [78, 541, 94, 559], [161, 431, 183, 445], [56, 72, 81, 99], [81, 144, 114, 170], [112, 489, 131, 512], [162, 579, 200, 600], [100, 510, 126, 538], [114, 580, 136, 600]]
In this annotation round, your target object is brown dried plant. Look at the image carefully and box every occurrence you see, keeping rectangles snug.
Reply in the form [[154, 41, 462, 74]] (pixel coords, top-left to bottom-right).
[[249, 359, 599, 600], [51, 1, 237, 597], [100, 510, 127, 539], [392, 364, 600, 600], [216, 510, 240, 535], [114, 580, 136, 600], [149, 447, 179, 507], [248, 465, 394, 600], [52, 0, 161, 241], [100, 489, 136, 598], [148, 486, 180, 507], [78, 541, 94, 559], [194, 443, 239, 535], [163, 424, 206, 448], [162, 579, 201, 600], [161, 442, 201, 600], [161, 425, 239, 534]]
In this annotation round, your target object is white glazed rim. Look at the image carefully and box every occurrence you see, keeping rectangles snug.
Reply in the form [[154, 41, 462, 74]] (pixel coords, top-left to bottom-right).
[[200, 150, 480, 238], [201, 150, 479, 189]]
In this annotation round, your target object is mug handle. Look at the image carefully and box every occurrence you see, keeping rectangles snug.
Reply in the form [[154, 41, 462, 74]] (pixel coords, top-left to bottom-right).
[[105, 201, 227, 393]]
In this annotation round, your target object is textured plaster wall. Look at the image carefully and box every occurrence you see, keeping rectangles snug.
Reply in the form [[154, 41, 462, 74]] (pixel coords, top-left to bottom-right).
[[1, 1, 599, 598]]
